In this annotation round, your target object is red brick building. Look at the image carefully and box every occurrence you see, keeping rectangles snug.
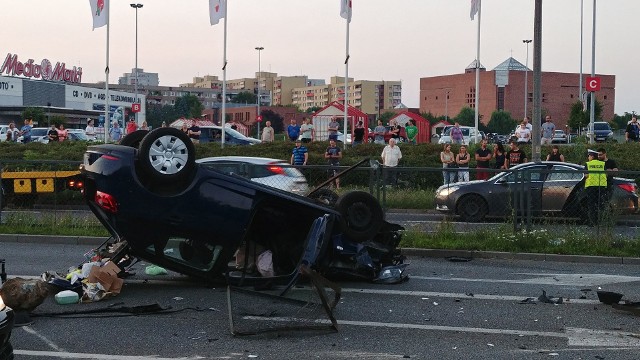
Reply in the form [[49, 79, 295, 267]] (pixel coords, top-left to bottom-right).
[[419, 58, 615, 130]]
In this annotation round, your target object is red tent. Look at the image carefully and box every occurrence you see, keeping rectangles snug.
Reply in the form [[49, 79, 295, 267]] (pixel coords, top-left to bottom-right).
[[169, 117, 215, 128], [389, 111, 430, 143], [311, 101, 369, 141]]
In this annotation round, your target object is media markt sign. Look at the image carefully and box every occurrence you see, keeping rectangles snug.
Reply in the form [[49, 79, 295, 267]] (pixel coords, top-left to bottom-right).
[[0, 53, 83, 83]]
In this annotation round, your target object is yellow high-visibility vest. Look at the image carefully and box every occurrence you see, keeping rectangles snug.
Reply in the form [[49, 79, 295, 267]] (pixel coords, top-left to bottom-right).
[[585, 159, 607, 187]]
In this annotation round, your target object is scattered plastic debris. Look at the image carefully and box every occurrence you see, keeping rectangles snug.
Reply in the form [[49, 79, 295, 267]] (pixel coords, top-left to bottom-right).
[[538, 290, 563, 304], [145, 265, 168, 276]]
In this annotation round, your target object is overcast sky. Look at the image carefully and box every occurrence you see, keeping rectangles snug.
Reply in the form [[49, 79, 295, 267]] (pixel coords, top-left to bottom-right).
[[1, 0, 638, 115]]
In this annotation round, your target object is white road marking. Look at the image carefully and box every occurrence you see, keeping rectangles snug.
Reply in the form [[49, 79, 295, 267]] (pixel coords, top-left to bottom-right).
[[411, 273, 640, 287], [21, 326, 65, 352], [13, 351, 208, 359], [243, 317, 640, 347], [338, 288, 599, 304]]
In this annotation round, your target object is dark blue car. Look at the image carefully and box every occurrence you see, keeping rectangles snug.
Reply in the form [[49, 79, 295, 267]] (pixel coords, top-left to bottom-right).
[[0, 292, 14, 359]]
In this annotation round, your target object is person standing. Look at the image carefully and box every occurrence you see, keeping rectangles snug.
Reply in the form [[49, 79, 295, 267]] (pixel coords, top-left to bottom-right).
[[327, 117, 340, 141], [109, 122, 123, 142], [507, 140, 527, 168], [546, 145, 565, 162], [140, 121, 149, 131], [287, 119, 301, 142], [19, 119, 32, 143], [85, 119, 97, 141], [299, 117, 314, 143], [261, 120, 274, 142], [373, 120, 386, 144], [187, 123, 201, 144], [388, 119, 401, 141], [598, 147, 618, 200], [290, 139, 308, 166], [47, 124, 59, 143], [456, 145, 470, 182], [57, 124, 68, 142], [475, 139, 492, 180], [126, 118, 138, 135], [180, 123, 189, 135], [493, 143, 507, 170], [585, 149, 607, 226], [625, 116, 640, 142], [405, 119, 418, 144], [325, 138, 342, 189], [515, 122, 531, 144], [440, 144, 456, 185], [381, 138, 402, 186], [353, 120, 365, 146], [541, 115, 555, 145], [6, 122, 19, 142], [450, 122, 464, 145]]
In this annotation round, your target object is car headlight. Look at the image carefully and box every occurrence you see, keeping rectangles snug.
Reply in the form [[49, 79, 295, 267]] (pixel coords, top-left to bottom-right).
[[438, 186, 459, 197], [0, 294, 5, 310]]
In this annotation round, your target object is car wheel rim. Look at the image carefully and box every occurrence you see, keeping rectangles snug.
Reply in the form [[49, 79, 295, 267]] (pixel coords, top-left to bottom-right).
[[148, 134, 190, 175], [465, 202, 480, 216], [346, 202, 371, 229]]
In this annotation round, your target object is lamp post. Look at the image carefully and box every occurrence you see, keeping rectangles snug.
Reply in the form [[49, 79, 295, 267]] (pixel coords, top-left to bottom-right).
[[255, 46, 264, 139], [130, 3, 143, 126], [445, 89, 450, 122], [523, 39, 532, 118]]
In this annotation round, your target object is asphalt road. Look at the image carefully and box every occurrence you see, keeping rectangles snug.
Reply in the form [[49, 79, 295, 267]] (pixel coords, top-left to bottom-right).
[[3, 241, 640, 359]]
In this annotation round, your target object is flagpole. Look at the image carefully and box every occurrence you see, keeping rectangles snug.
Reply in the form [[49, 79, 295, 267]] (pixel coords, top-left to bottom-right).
[[221, 2, 227, 148], [105, 2, 110, 143], [474, 0, 481, 138], [343, 15, 349, 150]]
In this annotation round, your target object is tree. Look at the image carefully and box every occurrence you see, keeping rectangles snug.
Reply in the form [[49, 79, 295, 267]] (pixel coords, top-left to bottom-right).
[[568, 101, 587, 131], [21, 107, 46, 126], [233, 91, 257, 105], [50, 115, 66, 127], [487, 110, 517, 134], [146, 104, 179, 128], [174, 94, 204, 119], [378, 111, 396, 124], [306, 106, 322, 114], [611, 112, 632, 131], [454, 107, 476, 127]]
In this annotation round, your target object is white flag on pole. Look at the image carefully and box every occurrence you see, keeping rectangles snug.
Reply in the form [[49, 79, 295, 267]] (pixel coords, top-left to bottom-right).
[[89, 0, 108, 30], [340, 0, 352, 23], [209, 0, 226, 25], [470, 0, 480, 21]]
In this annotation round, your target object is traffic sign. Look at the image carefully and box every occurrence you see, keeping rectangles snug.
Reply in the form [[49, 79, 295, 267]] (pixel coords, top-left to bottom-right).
[[131, 103, 141, 113], [256, 115, 263, 122], [585, 76, 601, 92]]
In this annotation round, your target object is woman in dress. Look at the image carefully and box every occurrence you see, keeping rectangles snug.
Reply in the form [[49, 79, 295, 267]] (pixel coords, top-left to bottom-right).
[[493, 143, 507, 170], [440, 144, 456, 185], [456, 145, 470, 182]]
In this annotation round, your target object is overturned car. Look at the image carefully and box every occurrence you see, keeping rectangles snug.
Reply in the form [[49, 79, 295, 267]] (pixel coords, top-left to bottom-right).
[[80, 128, 406, 285]]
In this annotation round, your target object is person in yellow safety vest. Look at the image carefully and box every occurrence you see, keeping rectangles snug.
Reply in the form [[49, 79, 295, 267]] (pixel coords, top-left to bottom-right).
[[585, 149, 607, 227]]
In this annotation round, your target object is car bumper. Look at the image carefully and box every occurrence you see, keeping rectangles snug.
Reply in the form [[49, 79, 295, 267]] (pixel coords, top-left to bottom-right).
[[0, 305, 14, 359]]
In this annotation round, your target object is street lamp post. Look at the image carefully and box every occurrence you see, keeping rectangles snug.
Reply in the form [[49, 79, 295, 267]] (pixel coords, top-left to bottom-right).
[[523, 39, 532, 118], [130, 3, 143, 126], [255, 46, 264, 139], [445, 89, 450, 122]]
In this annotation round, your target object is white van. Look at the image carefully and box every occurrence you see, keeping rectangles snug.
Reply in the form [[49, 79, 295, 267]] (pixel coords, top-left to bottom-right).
[[438, 125, 483, 145]]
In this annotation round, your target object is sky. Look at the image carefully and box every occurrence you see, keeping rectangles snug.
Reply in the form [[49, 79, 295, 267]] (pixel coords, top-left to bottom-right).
[[1, 0, 638, 115]]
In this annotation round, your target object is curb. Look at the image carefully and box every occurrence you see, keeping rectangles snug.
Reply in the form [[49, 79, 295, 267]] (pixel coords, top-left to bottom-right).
[[2, 234, 639, 265]]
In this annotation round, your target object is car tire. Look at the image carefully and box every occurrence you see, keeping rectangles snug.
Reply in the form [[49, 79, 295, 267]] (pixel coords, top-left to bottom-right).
[[308, 188, 339, 207], [335, 191, 383, 242], [120, 130, 149, 148], [457, 194, 488, 222], [138, 128, 196, 188]]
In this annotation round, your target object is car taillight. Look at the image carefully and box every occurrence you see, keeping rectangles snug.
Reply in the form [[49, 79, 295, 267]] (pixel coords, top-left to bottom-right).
[[267, 165, 286, 175], [101, 154, 119, 161], [95, 191, 118, 213], [617, 183, 636, 193], [67, 179, 84, 190]]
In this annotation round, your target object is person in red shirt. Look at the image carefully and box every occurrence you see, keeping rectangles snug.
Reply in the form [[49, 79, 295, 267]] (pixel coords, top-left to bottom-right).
[[126, 119, 138, 135]]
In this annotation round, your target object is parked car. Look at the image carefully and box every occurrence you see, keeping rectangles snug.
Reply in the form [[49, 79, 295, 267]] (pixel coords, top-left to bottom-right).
[[435, 161, 638, 222], [586, 122, 614, 142], [0, 125, 8, 142], [67, 129, 89, 141], [367, 126, 407, 143], [17, 127, 49, 143], [438, 125, 483, 145], [552, 129, 568, 143], [197, 156, 310, 195], [80, 128, 405, 285], [0, 293, 14, 359], [197, 126, 261, 145]]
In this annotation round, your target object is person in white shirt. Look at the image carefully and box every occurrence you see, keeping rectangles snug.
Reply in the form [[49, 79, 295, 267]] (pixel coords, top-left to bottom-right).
[[515, 122, 531, 143], [381, 138, 402, 186], [85, 119, 97, 141]]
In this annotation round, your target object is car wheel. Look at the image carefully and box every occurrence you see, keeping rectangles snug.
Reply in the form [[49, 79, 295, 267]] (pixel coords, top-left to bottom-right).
[[335, 191, 384, 242], [120, 130, 149, 148], [138, 128, 196, 187], [457, 194, 488, 222], [308, 188, 339, 206]]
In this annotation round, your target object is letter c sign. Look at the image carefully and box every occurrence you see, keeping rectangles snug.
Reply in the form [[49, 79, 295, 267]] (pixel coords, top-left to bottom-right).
[[586, 76, 601, 92]]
